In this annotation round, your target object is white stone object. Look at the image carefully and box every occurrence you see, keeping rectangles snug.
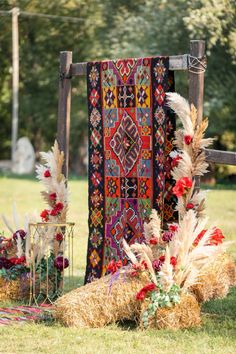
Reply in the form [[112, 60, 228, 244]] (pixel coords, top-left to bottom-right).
[[12, 137, 35, 174]]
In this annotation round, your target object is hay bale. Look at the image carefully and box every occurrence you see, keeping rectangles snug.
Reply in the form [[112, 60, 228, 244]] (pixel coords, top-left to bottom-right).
[[190, 253, 236, 303], [139, 294, 201, 330], [54, 271, 149, 327]]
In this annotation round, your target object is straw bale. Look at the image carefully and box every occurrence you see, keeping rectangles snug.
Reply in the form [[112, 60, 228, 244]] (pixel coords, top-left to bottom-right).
[[54, 271, 149, 327], [139, 293, 201, 330], [190, 253, 236, 303]]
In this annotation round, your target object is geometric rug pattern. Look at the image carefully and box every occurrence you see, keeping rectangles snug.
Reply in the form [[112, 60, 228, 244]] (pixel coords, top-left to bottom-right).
[[85, 56, 177, 283]]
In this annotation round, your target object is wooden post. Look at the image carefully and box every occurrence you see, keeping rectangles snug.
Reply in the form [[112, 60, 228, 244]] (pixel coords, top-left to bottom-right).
[[188, 40, 205, 190], [57, 51, 72, 179], [11, 7, 20, 166]]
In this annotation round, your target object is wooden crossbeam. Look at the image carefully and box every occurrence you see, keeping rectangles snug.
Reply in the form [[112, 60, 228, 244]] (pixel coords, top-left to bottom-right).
[[57, 41, 236, 179], [70, 54, 189, 77], [205, 149, 236, 165]]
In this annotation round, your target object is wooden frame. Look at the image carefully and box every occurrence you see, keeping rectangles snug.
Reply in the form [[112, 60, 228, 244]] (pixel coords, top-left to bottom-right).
[[57, 40, 236, 179]]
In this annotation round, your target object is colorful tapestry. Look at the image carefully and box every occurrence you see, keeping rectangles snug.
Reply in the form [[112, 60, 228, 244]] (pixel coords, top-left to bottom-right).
[[85, 57, 177, 283], [0, 305, 52, 326]]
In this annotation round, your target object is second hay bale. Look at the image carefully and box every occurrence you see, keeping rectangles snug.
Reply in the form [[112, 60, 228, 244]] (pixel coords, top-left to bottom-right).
[[54, 271, 149, 327]]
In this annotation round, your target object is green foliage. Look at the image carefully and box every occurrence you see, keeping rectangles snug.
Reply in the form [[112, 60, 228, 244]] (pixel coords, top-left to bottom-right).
[[0, 0, 236, 172], [142, 283, 180, 328], [0, 264, 29, 280]]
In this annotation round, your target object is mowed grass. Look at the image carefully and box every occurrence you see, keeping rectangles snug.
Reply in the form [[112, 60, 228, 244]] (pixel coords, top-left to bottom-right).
[[0, 175, 236, 354]]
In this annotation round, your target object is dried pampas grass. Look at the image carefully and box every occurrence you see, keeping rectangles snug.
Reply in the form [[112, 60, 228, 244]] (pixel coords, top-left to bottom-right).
[[54, 271, 149, 327], [139, 294, 201, 330], [190, 253, 236, 303]]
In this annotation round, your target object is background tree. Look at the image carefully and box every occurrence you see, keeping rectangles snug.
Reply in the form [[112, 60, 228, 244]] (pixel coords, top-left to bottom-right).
[[0, 0, 235, 175]]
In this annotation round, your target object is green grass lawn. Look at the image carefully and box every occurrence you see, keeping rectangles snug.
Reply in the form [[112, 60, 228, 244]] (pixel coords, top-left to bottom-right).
[[0, 175, 236, 354]]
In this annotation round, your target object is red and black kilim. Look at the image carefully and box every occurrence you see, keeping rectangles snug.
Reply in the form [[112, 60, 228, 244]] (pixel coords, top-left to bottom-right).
[[85, 57, 177, 283]]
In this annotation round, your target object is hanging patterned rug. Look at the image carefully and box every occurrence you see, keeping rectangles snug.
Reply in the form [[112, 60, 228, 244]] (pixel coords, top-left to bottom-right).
[[0, 305, 52, 326], [85, 56, 177, 283]]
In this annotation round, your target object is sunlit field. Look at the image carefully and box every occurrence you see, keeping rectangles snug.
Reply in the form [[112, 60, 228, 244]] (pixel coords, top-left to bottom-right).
[[0, 175, 236, 354]]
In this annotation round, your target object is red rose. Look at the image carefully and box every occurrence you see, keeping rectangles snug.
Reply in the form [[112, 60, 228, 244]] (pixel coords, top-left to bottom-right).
[[184, 135, 193, 145], [107, 259, 123, 274], [49, 193, 57, 201], [136, 283, 156, 301], [136, 290, 146, 301], [9, 256, 26, 265], [40, 209, 49, 221], [44, 169, 51, 178], [55, 202, 64, 211], [173, 177, 192, 198], [186, 202, 194, 209], [169, 224, 178, 233], [55, 233, 63, 241], [50, 202, 64, 216], [159, 255, 165, 263], [50, 209, 58, 216], [149, 237, 158, 245], [170, 256, 177, 267], [142, 283, 156, 292]]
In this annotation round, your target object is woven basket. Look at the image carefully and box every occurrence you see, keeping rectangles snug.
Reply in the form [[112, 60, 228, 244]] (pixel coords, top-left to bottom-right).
[[0, 275, 57, 302], [0, 276, 30, 302]]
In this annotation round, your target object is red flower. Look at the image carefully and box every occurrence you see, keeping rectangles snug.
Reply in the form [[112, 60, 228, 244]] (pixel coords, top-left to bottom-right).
[[130, 261, 147, 276], [194, 228, 224, 246], [40, 209, 50, 221], [141, 260, 148, 269], [9, 256, 26, 265], [149, 237, 158, 245], [107, 259, 123, 274], [170, 256, 177, 267], [159, 255, 165, 263], [136, 283, 156, 301], [50, 209, 58, 216], [13, 229, 26, 241], [54, 256, 69, 271], [173, 177, 192, 198], [162, 231, 173, 242], [169, 224, 178, 233], [55, 202, 64, 211], [152, 259, 162, 272], [44, 169, 51, 178], [55, 233, 63, 242], [210, 228, 225, 245], [49, 193, 57, 201], [184, 135, 193, 145], [50, 202, 64, 216], [186, 202, 194, 210], [136, 290, 146, 301], [171, 155, 181, 168]]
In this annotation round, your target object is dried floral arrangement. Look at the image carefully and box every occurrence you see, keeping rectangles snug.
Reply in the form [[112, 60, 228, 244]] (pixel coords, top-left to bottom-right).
[[36, 140, 68, 223], [0, 141, 70, 302], [54, 93, 235, 329]]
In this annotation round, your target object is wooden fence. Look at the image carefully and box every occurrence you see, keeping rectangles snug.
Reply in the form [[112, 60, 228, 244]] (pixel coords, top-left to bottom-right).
[[57, 40, 236, 183]]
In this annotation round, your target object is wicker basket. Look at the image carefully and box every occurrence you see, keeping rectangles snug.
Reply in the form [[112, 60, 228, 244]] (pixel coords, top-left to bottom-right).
[[0, 274, 57, 303], [0, 276, 30, 302]]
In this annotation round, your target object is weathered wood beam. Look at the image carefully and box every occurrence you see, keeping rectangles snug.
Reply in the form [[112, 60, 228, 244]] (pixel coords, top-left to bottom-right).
[[188, 40, 205, 191], [70, 54, 189, 77], [205, 149, 236, 165], [57, 51, 72, 179]]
